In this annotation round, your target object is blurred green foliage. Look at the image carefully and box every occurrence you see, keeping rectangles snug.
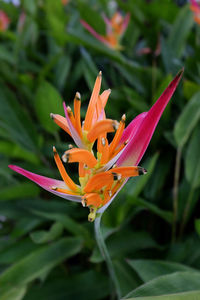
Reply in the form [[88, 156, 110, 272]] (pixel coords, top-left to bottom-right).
[[0, 0, 200, 299]]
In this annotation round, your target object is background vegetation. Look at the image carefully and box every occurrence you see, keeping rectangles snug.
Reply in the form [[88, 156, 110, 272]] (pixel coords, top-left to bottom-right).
[[0, 0, 200, 299]]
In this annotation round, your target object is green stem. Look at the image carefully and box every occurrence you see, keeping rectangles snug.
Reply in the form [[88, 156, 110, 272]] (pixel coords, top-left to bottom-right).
[[172, 147, 182, 243], [180, 186, 195, 238], [94, 214, 121, 300]]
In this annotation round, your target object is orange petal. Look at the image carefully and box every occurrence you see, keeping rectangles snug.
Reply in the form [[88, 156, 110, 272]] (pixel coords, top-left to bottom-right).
[[62, 148, 98, 168], [51, 187, 79, 195], [97, 136, 110, 165], [66, 106, 76, 128], [84, 172, 116, 193], [74, 92, 82, 137], [109, 166, 147, 177], [84, 71, 102, 131], [50, 113, 71, 136], [109, 114, 126, 156], [82, 193, 102, 208], [87, 119, 118, 143], [53, 146, 78, 192]]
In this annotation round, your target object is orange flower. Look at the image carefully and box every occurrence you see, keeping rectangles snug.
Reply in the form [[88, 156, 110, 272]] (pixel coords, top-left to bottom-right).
[[9, 70, 183, 221], [0, 11, 10, 32], [81, 12, 130, 50]]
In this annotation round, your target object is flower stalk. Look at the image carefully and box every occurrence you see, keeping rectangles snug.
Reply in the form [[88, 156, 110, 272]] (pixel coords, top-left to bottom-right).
[[94, 214, 121, 299]]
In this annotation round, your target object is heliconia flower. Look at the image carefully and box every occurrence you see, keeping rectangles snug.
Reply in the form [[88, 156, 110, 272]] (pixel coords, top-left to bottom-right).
[[190, 0, 200, 24], [9, 70, 183, 221], [0, 10, 10, 32], [80, 11, 130, 50]]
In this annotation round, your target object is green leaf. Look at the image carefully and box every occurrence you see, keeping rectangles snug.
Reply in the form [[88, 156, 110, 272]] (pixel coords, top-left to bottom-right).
[[0, 237, 83, 296], [0, 141, 40, 164], [185, 124, 200, 188], [30, 222, 64, 244], [127, 259, 196, 283], [23, 270, 110, 300], [167, 5, 193, 58], [174, 92, 200, 147], [35, 81, 64, 133], [183, 80, 200, 101], [0, 85, 39, 151], [123, 272, 200, 298], [125, 290, 200, 300], [195, 219, 200, 237], [125, 153, 159, 199], [1, 286, 27, 300], [78, 2, 106, 35], [132, 198, 173, 224], [0, 183, 40, 201]]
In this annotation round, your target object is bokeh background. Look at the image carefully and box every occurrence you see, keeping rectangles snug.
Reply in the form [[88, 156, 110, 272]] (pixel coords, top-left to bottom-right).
[[1, 0, 200, 299]]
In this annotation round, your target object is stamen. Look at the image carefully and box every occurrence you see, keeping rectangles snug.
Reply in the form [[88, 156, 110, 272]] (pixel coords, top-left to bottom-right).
[[109, 114, 126, 156], [50, 113, 71, 136], [62, 148, 98, 168], [74, 92, 82, 137], [84, 71, 102, 131], [53, 146, 78, 192], [87, 119, 118, 143]]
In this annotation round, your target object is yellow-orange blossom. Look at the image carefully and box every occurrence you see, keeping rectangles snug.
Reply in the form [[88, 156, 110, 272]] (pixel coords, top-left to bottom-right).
[[51, 71, 146, 221]]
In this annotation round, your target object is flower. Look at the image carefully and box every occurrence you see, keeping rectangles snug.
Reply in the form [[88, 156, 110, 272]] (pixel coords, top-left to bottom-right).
[[0, 10, 10, 32], [190, 0, 200, 24], [9, 70, 183, 221], [80, 12, 130, 50]]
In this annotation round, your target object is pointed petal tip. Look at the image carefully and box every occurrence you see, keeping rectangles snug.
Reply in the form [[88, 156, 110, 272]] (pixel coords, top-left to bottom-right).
[[75, 92, 81, 100], [99, 70, 102, 76], [177, 67, 184, 78], [53, 146, 56, 153], [50, 113, 54, 119], [138, 167, 147, 175]]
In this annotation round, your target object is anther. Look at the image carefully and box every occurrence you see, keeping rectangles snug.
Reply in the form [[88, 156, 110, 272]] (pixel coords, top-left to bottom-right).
[[138, 167, 147, 175], [53, 146, 57, 153], [108, 190, 112, 197], [81, 198, 87, 207], [99, 70, 102, 77], [67, 106, 72, 114], [62, 153, 69, 163], [112, 172, 121, 181], [75, 92, 81, 100], [112, 120, 119, 130], [51, 186, 57, 190], [68, 144, 73, 149], [121, 114, 126, 122], [101, 137, 106, 146]]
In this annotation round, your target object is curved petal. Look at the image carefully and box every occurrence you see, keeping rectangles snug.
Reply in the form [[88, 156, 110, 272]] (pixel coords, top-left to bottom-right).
[[8, 165, 82, 202], [120, 112, 147, 145], [63, 102, 86, 149], [117, 69, 183, 167]]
